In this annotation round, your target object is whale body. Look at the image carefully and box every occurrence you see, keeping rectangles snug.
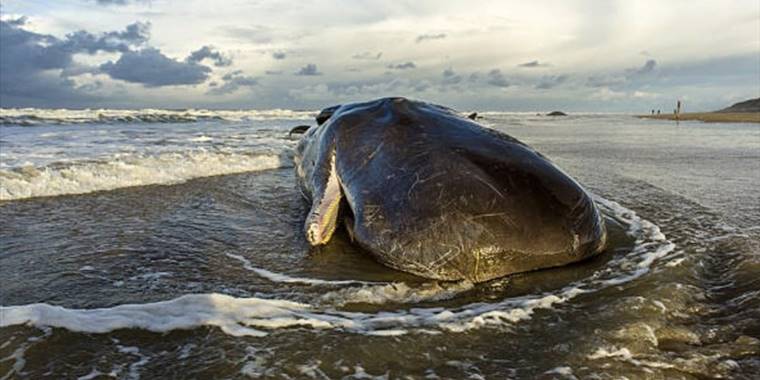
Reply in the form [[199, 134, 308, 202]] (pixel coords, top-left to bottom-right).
[[293, 97, 606, 282]]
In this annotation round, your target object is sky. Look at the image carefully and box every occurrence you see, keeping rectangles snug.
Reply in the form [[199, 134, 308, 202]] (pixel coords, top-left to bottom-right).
[[1, 0, 758, 111]]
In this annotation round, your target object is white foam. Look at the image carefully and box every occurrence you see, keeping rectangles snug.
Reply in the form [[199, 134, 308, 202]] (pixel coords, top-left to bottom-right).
[[77, 368, 103, 380], [344, 365, 389, 379], [0, 289, 587, 337], [296, 360, 330, 379], [239, 346, 273, 378], [588, 346, 675, 369], [116, 345, 151, 380], [0, 293, 350, 337], [177, 343, 196, 360], [1, 345, 27, 380], [0, 329, 50, 380], [320, 281, 474, 306], [225, 253, 377, 286], [440, 286, 588, 332], [227, 253, 473, 305], [588, 347, 634, 360], [544, 366, 576, 379], [0, 152, 283, 200], [666, 257, 686, 267], [0, 108, 315, 125], [365, 329, 408, 336], [592, 196, 676, 286], [189, 135, 213, 142], [128, 272, 172, 282], [0, 196, 676, 337]]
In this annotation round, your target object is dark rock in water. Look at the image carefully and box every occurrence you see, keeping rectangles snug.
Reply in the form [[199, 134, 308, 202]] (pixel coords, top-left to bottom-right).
[[547, 111, 568, 116], [716, 97, 760, 113], [467, 112, 478, 120], [288, 125, 311, 136]]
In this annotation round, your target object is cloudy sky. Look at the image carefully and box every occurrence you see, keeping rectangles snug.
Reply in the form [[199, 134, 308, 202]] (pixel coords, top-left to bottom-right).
[[1, 0, 758, 111]]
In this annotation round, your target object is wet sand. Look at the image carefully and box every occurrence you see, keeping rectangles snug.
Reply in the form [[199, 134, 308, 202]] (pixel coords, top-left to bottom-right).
[[638, 112, 760, 123]]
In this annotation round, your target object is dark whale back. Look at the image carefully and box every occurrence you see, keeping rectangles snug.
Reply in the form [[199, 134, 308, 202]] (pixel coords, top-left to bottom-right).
[[295, 97, 606, 282]]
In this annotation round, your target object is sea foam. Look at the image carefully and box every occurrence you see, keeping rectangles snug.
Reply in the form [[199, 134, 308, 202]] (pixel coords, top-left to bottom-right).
[[0, 152, 284, 200], [0, 196, 675, 337], [0, 108, 315, 125]]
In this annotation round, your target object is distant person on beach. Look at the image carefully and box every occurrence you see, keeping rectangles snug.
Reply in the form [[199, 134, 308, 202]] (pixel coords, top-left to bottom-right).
[[657, 110, 661, 114], [676, 100, 682, 121], [651, 109, 655, 115]]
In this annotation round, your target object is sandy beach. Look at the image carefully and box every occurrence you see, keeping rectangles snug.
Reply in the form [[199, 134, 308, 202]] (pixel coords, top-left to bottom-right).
[[638, 112, 760, 123]]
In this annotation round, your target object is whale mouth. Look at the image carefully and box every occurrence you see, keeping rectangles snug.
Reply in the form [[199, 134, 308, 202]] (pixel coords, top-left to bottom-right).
[[305, 151, 343, 245]]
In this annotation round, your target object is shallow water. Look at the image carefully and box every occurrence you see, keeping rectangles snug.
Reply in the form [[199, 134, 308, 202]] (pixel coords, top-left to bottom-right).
[[1, 111, 759, 379]]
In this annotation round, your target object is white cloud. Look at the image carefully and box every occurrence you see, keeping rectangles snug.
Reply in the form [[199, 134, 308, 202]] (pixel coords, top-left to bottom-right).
[[1, 0, 758, 110], [632, 90, 659, 99]]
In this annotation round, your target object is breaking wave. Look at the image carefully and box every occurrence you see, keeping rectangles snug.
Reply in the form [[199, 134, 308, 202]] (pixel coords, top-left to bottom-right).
[[1, 196, 676, 336], [0, 108, 315, 126], [0, 152, 285, 201]]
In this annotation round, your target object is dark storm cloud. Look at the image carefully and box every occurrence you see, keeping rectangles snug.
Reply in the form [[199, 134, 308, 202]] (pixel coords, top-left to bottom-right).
[[207, 71, 257, 95], [658, 54, 758, 84], [186, 46, 232, 67], [76, 80, 104, 92], [535, 74, 569, 89], [416, 33, 446, 43], [586, 74, 625, 88], [0, 18, 148, 75], [60, 21, 150, 53], [5, 16, 28, 26], [387, 62, 416, 70], [0, 18, 149, 105], [628, 59, 657, 75], [272, 51, 286, 60], [441, 68, 462, 85], [583, 59, 657, 90], [0, 15, 231, 106], [351, 51, 382, 60], [640, 59, 657, 73], [295, 63, 321, 76], [0, 18, 69, 75], [518, 60, 549, 68], [100, 48, 211, 87], [486, 69, 510, 87], [0, 71, 96, 107]]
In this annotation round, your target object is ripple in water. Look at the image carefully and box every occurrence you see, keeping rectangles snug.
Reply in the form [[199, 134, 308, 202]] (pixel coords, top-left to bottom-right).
[[1, 196, 674, 338]]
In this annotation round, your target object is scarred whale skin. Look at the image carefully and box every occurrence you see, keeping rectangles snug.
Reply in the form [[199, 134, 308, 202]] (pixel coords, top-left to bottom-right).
[[294, 97, 606, 282]]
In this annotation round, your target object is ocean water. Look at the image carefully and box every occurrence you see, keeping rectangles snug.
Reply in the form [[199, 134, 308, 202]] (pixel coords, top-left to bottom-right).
[[1, 109, 758, 379]]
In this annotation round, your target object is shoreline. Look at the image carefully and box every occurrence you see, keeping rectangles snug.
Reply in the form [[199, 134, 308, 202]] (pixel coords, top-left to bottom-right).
[[638, 112, 760, 123]]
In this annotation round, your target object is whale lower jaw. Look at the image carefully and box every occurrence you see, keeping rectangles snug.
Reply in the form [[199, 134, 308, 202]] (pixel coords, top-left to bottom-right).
[[305, 151, 343, 246]]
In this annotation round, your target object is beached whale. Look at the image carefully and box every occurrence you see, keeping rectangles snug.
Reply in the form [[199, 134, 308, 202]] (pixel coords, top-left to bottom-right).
[[292, 97, 606, 282]]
